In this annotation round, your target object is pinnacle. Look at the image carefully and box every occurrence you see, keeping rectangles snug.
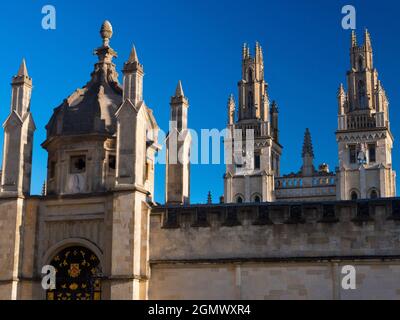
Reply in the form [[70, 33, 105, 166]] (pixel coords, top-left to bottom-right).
[[175, 80, 184, 97], [207, 191, 212, 204], [17, 58, 28, 77], [128, 45, 139, 63], [302, 128, 314, 158]]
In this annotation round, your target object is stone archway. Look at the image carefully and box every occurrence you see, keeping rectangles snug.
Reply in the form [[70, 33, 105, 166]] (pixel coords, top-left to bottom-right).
[[46, 246, 102, 300]]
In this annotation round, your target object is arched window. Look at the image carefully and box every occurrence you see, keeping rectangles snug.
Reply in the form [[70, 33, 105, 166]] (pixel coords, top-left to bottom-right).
[[370, 190, 378, 199], [248, 68, 253, 82], [237, 197, 243, 204], [358, 80, 367, 109], [351, 191, 358, 201], [358, 56, 364, 71], [254, 195, 261, 203]]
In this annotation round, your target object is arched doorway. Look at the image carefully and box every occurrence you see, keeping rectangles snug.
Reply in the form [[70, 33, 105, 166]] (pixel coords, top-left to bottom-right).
[[47, 246, 102, 300]]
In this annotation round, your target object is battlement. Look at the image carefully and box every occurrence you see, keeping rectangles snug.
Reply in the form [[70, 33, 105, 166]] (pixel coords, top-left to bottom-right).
[[150, 198, 400, 262]]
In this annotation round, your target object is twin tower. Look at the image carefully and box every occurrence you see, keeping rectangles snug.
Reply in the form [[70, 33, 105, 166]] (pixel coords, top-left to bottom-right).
[[0, 25, 396, 204], [224, 30, 396, 203]]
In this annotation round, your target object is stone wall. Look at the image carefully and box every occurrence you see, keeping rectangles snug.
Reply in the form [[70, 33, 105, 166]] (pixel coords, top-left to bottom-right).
[[149, 260, 400, 300], [149, 199, 400, 299], [0, 198, 23, 299]]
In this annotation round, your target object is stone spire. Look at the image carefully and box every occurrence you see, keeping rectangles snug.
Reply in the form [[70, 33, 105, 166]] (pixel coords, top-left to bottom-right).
[[166, 80, 191, 205], [122, 44, 144, 104], [228, 94, 235, 125], [242, 43, 250, 60], [175, 80, 184, 97], [301, 128, 315, 177], [1, 60, 36, 196], [170, 80, 189, 131], [128, 45, 139, 63], [338, 83, 345, 96], [338, 83, 347, 115], [17, 59, 29, 77], [302, 128, 314, 158], [11, 58, 33, 117], [270, 100, 279, 144], [364, 28, 372, 50], [351, 30, 357, 47]]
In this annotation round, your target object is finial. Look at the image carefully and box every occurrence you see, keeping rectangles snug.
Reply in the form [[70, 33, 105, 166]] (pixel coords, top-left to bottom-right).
[[128, 45, 139, 63], [207, 191, 212, 204], [100, 20, 113, 46], [351, 30, 357, 47], [41, 181, 47, 196], [228, 94, 235, 105], [242, 43, 247, 59], [175, 80, 184, 97], [302, 128, 314, 158], [364, 28, 372, 48], [338, 83, 345, 96], [17, 58, 29, 77], [271, 100, 278, 113], [228, 94, 236, 124]]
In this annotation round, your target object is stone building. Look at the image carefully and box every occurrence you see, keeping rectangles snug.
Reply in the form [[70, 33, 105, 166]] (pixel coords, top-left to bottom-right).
[[0, 22, 399, 300]]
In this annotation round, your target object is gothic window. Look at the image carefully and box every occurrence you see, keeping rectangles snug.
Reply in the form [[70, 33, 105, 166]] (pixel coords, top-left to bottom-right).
[[349, 145, 357, 164], [370, 190, 379, 199], [253, 195, 261, 203], [368, 144, 376, 163], [70, 155, 86, 174], [237, 196, 243, 203], [351, 191, 358, 200], [358, 80, 367, 109], [47, 246, 102, 301]]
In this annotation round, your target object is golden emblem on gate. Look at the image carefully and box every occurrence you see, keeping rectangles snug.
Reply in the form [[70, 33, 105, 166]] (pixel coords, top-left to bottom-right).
[[68, 263, 81, 278]]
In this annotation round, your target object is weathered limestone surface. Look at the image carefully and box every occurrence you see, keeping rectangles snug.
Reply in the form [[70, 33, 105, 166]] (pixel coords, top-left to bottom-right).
[[148, 200, 400, 299]]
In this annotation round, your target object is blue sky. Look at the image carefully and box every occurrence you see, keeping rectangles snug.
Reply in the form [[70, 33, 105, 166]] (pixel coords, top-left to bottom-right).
[[0, 0, 399, 203]]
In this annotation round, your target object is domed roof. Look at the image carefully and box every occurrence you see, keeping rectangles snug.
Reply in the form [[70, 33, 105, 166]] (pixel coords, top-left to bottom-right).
[[45, 21, 122, 139]]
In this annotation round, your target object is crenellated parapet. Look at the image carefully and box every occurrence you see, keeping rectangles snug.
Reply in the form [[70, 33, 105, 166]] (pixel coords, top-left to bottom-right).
[[150, 198, 400, 262]]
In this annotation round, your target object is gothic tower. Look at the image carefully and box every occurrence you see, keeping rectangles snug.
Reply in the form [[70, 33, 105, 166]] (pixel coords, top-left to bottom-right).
[[0, 59, 36, 196], [336, 30, 396, 200], [224, 43, 282, 203], [165, 81, 191, 205]]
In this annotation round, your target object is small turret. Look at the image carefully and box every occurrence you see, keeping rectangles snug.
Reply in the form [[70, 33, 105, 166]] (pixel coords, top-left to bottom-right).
[[122, 45, 144, 105], [166, 81, 191, 205], [1, 60, 36, 196]]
